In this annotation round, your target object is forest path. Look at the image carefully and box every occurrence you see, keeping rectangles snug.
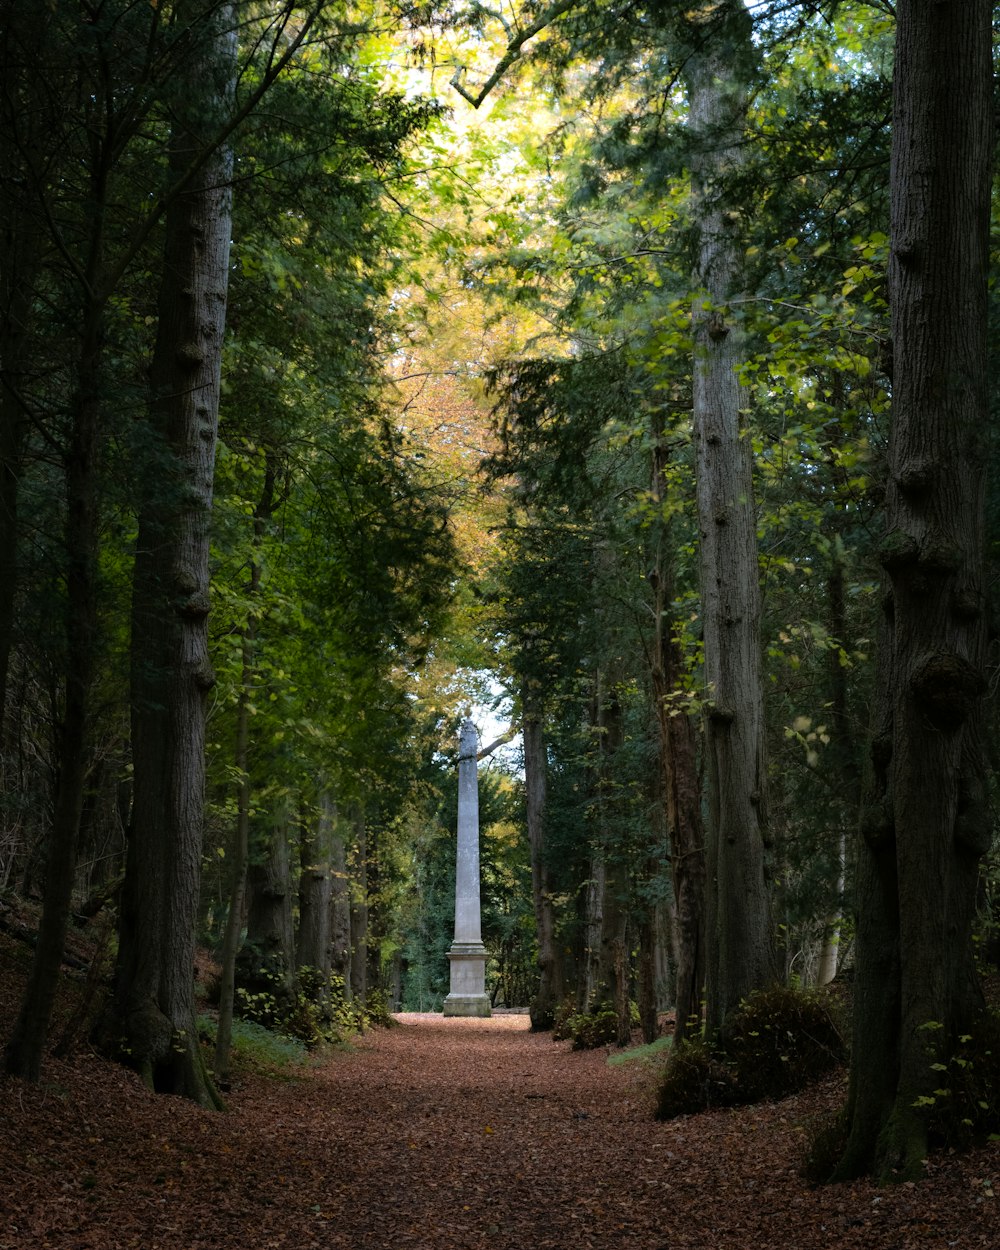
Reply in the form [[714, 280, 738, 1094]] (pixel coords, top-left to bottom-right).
[[2, 1012, 1000, 1249]]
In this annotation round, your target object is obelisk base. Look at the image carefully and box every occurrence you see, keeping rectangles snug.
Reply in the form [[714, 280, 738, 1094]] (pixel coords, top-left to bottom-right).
[[442, 943, 491, 1017]]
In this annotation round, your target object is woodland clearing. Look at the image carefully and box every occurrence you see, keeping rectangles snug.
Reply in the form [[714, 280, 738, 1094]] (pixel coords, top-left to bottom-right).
[[2, 939, 1000, 1250]]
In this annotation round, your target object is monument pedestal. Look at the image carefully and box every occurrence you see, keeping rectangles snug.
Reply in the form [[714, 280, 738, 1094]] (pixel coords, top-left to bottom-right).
[[443, 942, 491, 1017], [442, 718, 491, 1019]]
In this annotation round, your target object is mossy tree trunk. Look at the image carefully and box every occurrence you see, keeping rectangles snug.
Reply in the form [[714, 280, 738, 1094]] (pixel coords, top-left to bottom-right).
[[835, 0, 992, 1183]]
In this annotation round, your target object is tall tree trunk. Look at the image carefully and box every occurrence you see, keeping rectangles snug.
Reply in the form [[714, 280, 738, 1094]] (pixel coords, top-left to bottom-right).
[[214, 462, 275, 1085], [682, 0, 775, 1037], [593, 681, 631, 1045], [240, 799, 296, 1013], [4, 36, 112, 1067], [0, 236, 34, 742], [649, 419, 705, 1044], [329, 806, 352, 993], [297, 793, 334, 982], [579, 852, 605, 1012], [114, 0, 236, 1107], [213, 631, 252, 1086], [836, 0, 992, 1183], [524, 701, 564, 1030], [816, 545, 852, 986], [349, 807, 368, 1004], [4, 297, 103, 1079]]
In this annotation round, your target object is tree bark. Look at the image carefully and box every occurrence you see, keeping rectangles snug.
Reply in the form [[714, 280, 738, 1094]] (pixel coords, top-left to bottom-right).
[[649, 421, 705, 1044], [349, 807, 369, 1004], [579, 852, 605, 1012], [815, 547, 852, 986], [682, 0, 776, 1037], [213, 631, 252, 1087], [836, 0, 992, 1183], [297, 793, 334, 981], [330, 808, 352, 993], [113, 0, 236, 1107], [4, 298, 103, 1080], [524, 702, 564, 1030], [214, 462, 275, 1085], [239, 799, 297, 1013]]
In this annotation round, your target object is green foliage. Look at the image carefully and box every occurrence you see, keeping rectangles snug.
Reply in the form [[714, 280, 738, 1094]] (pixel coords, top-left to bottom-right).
[[656, 987, 845, 1119], [723, 986, 845, 1101], [197, 1015, 308, 1077], [655, 1038, 739, 1118], [560, 1001, 640, 1050], [567, 1006, 621, 1050], [551, 998, 579, 1042], [920, 1012, 1000, 1149], [235, 967, 373, 1048]]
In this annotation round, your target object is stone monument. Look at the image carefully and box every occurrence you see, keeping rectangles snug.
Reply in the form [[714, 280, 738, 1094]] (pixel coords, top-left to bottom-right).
[[442, 718, 491, 1017]]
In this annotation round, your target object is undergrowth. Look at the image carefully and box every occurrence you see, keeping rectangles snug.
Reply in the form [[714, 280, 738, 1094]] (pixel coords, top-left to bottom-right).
[[198, 1015, 309, 1077], [551, 998, 641, 1049], [656, 986, 845, 1119], [607, 1036, 672, 1067], [232, 965, 393, 1047]]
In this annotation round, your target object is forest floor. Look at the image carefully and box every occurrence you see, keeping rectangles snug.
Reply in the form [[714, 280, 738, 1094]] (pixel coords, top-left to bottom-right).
[[2, 926, 1000, 1248]]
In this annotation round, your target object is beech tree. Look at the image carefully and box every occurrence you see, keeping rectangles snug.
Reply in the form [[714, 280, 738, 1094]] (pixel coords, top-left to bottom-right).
[[834, 0, 993, 1182]]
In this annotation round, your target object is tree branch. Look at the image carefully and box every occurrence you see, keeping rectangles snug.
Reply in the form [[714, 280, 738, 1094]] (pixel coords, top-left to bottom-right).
[[449, 0, 581, 108]]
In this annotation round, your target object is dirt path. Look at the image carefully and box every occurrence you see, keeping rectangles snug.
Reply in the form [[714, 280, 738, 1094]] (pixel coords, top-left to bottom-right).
[[2, 1013, 999, 1248]]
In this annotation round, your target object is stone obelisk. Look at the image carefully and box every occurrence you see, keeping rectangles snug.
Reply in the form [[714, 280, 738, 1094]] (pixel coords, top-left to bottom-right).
[[442, 718, 491, 1017]]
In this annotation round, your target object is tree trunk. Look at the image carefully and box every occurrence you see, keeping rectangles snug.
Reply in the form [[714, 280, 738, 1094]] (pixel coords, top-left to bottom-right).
[[649, 420, 705, 1044], [240, 799, 296, 1013], [0, 232, 35, 743], [330, 807, 352, 993], [297, 793, 334, 982], [214, 463, 275, 1085], [213, 633, 252, 1087], [524, 703, 564, 1030], [682, 0, 775, 1037], [113, 0, 236, 1107], [836, 0, 992, 1183], [4, 298, 103, 1080], [816, 543, 852, 987], [349, 807, 368, 1005], [579, 852, 605, 1012], [3, 43, 112, 1068], [592, 681, 631, 1046]]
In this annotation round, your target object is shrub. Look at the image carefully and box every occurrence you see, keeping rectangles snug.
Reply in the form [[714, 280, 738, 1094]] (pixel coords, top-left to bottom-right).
[[655, 986, 846, 1121], [563, 1001, 640, 1049], [551, 998, 579, 1041], [923, 1009, 1000, 1148], [569, 1006, 620, 1050], [801, 1110, 850, 1184], [724, 985, 845, 1101], [655, 1038, 738, 1118], [235, 967, 382, 1047]]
